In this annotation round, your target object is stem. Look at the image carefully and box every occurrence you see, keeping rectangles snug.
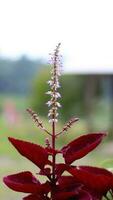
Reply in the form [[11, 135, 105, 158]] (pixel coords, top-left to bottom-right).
[[52, 121, 56, 183], [51, 121, 56, 200], [43, 129, 52, 136], [56, 130, 64, 137]]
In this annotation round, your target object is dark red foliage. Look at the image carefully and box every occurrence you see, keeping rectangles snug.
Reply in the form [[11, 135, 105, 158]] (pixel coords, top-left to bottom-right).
[[61, 133, 106, 164], [3, 171, 51, 194], [8, 137, 51, 169], [4, 132, 113, 200], [45, 146, 61, 156], [3, 171, 40, 193], [23, 194, 50, 200], [68, 166, 112, 198]]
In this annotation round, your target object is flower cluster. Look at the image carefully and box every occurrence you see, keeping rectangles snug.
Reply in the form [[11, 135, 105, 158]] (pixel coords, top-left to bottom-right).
[[56, 117, 79, 137], [3, 45, 113, 200], [26, 108, 51, 136], [46, 43, 61, 123]]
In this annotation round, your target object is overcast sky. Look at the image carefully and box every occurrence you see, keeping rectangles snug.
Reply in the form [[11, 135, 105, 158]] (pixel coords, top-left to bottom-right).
[[0, 0, 113, 73]]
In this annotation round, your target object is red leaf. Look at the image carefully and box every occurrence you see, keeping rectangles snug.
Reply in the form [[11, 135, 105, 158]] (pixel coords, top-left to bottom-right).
[[57, 175, 82, 191], [3, 171, 51, 194], [53, 191, 80, 200], [23, 195, 42, 200], [45, 147, 61, 155], [61, 133, 106, 164], [53, 188, 92, 200], [23, 194, 50, 200], [68, 166, 112, 194], [55, 164, 69, 178], [9, 137, 51, 169], [76, 190, 93, 200], [53, 176, 84, 200], [39, 167, 51, 177], [57, 176, 101, 199], [110, 176, 113, 189], [3, 171, 40, 193]]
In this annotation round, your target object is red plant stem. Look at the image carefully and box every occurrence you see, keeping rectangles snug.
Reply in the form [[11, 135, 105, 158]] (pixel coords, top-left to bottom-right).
[[52, 121, 56, 184], [51, 121, 56, 200]]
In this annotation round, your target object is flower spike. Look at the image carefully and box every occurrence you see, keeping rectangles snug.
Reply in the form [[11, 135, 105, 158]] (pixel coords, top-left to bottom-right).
[[46, 43, 62, 123], [26, 108, 51, 136], [56, 117, 79, 137]]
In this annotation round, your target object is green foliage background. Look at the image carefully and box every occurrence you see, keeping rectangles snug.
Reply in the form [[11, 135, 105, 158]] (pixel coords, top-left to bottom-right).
[[31, 68, 101, 121]]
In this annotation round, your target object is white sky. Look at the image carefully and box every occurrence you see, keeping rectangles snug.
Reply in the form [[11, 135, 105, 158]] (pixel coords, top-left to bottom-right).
[[0, 0, 113, 73]]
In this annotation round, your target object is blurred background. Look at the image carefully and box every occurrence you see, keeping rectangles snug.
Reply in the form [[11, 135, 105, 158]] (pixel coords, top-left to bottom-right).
[[0, 0, 113, 199]]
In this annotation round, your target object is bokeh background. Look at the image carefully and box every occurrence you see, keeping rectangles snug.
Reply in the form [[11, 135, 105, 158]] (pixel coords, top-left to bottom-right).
[[0, 0, 113, 199]]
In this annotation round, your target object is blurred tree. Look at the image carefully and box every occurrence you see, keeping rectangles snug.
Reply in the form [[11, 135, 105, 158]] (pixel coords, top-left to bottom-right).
[[0, 56, 43, 94], [60, 74, 86, 120], [30, 66, 50, 118], [12, 55, 41, 94], [84, 75, 100, 131]]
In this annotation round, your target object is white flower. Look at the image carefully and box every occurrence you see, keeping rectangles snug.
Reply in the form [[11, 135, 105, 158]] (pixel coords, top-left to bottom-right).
[[49, 119, 58, 123], [52, 83, 60, 90], [56, 113, 59, 117], [48, 111, 59, 117], [48, 109, 53, 117], [46, 91, 52, 95], [48, 113, 51, 117], [46, 101, 52, 107], [57, 72, 61, 76], [47, 80, 53, 86], [56, 82, 60, 88], [52, 107, 58, 110], [56, 102, 61, 107], [55, 92, 61, 98]]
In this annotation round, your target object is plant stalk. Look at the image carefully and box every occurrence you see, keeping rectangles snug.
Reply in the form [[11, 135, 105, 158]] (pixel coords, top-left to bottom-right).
[[52, 121, 56, 183]]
